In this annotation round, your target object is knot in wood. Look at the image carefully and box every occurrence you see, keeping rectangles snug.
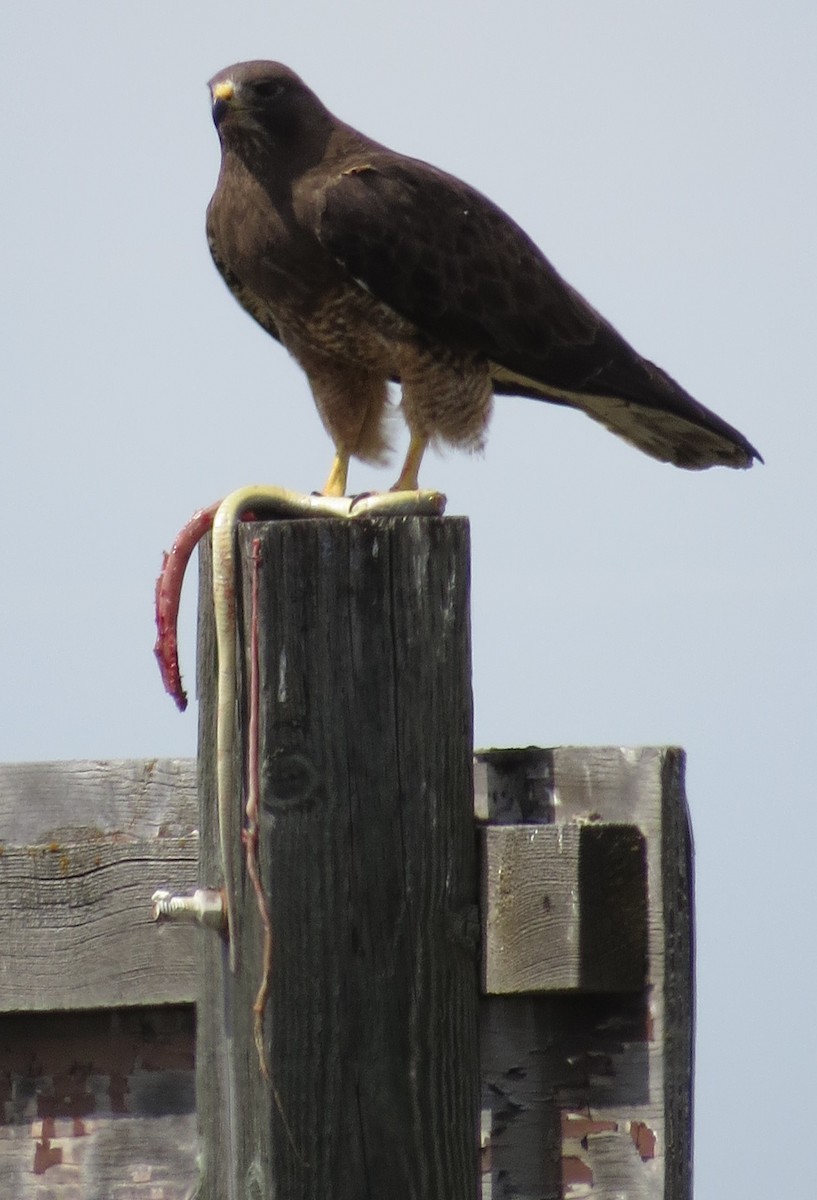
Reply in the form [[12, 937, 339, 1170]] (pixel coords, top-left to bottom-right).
[[263, 751, 320, 811]]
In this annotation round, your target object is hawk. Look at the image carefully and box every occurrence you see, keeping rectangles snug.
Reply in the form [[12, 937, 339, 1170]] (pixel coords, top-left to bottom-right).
[[206, 61, 760, 494]]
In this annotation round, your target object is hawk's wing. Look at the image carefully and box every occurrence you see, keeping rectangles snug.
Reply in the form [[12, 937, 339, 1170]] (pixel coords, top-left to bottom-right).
[[314, 158, 759, 469], [206, 228, 283, 345]]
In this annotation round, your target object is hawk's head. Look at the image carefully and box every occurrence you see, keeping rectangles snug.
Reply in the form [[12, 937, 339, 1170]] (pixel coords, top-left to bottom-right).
[[208, 61, 335, 170]]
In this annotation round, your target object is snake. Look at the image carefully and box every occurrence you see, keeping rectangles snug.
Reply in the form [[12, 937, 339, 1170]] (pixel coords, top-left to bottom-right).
[[156, 485, 447, 967]]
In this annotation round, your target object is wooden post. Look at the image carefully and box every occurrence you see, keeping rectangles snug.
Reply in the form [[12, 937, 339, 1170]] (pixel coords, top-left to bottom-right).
[[195, 517, 479, 1200], [476, 747, 694, 1200], [1, 746, 692, 1198]]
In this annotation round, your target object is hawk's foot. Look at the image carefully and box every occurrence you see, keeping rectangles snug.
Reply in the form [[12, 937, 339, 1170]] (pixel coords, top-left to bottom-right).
[[322, 452, 349, 497], [390, 432, 429, 493]]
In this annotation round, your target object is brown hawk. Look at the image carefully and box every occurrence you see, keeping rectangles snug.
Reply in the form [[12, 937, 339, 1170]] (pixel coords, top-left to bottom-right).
[[206, 61, 760, 495]]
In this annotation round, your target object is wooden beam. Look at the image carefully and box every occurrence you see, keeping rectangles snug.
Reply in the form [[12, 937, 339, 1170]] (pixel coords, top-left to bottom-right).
[[0, 759, 198, 1012], [476, 746, 694, 1200], [0, 758, 197, 845], [481, 822, 647, 994], [1, 747, 692, 1197], [195, 518, 479, 1200]]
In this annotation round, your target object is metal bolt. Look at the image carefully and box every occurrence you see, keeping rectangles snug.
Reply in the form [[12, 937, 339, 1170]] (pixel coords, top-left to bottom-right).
[[151, 887, 227, 931]]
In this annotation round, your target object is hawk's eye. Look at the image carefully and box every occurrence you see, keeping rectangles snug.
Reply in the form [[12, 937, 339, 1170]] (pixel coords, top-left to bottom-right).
[[254, 80, 286, 100]]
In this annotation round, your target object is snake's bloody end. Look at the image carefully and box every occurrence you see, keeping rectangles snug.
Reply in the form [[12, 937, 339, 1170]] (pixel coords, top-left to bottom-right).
[[154, 486, 443, 711], [154, 553, 186, 711], [154, 500, 260, 710], [154, 502, 221, 711]]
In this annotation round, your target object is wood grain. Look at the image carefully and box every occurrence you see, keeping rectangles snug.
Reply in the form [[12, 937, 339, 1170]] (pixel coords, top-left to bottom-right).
[[0, 757, 197, 844], [196, 517, 479, 1200], [0, 742, 691, 1197], [0, 759, 198, 1012], [476, 745, 693, 1200], [481, 822, 647, 994]]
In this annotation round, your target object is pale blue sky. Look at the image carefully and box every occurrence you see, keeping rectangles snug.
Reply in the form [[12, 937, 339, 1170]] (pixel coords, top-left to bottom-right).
[[3, 2, 814, 1194]]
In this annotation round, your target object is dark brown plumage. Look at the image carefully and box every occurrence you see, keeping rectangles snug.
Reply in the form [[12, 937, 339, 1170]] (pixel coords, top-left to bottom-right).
[[206, 60, 760, 494]]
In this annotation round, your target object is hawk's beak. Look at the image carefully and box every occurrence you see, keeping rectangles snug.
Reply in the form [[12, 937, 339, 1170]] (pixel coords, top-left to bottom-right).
[[211, 80, 235, 126]]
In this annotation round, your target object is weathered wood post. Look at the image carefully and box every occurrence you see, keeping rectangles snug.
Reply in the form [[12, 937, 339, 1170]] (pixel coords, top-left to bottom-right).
[[196, 517, 479, 1200], [476, 747, 694, 1199]]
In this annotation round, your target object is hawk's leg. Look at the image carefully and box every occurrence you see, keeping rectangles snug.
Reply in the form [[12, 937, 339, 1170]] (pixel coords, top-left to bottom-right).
[[306, 364, 390, 497], [391, 432, 428, 492], [322, 451, 349, 497]]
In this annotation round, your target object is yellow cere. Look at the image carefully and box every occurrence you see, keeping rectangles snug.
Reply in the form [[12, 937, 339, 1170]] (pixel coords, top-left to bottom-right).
[[213, 80, 234, 102]]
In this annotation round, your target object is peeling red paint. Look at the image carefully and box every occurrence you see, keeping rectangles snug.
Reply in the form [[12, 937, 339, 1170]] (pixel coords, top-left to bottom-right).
[[562, 1155, 594, 1186], [630, 1120, 657, 1160], [0, 1006, 197, 1194], [33, 1137, 62, 1175], [562, 1111, 617, 1139]]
